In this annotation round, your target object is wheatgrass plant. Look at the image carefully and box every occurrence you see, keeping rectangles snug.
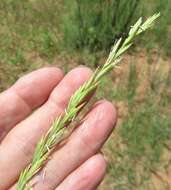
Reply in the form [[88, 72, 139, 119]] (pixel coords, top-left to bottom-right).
[[16, 13, 160, 190]]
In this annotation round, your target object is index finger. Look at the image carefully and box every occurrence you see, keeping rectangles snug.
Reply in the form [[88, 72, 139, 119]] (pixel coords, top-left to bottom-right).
[[0, 67, 63, 141]]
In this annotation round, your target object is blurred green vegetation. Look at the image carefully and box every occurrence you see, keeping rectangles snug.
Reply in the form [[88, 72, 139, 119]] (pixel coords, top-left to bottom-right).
[[141, 0, 171, 56], [0, 0, 61, 65], [0, 0, 170, 67], [62, 0, 141, 51], [62, 0, 171, 56], [0, 1, 171, 189]]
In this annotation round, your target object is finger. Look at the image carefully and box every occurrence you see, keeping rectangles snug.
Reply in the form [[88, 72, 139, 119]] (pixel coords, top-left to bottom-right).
[[29, 100, 116, 190], [0, 67, 92, 190], [10, 154, 106, 190], [56, 154, 106, 190], [0, 67, 63, 141]]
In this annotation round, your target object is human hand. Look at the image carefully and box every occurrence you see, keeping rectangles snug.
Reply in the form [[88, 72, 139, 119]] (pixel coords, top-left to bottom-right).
[[0, 67, 117, 190]]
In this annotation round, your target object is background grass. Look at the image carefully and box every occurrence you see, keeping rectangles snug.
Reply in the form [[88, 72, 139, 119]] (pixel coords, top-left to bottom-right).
[[0, 1, 171, 189]]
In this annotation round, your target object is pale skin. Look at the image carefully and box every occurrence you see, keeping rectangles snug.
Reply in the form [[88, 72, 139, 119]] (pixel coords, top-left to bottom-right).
[[0, 66, 117, 190]]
